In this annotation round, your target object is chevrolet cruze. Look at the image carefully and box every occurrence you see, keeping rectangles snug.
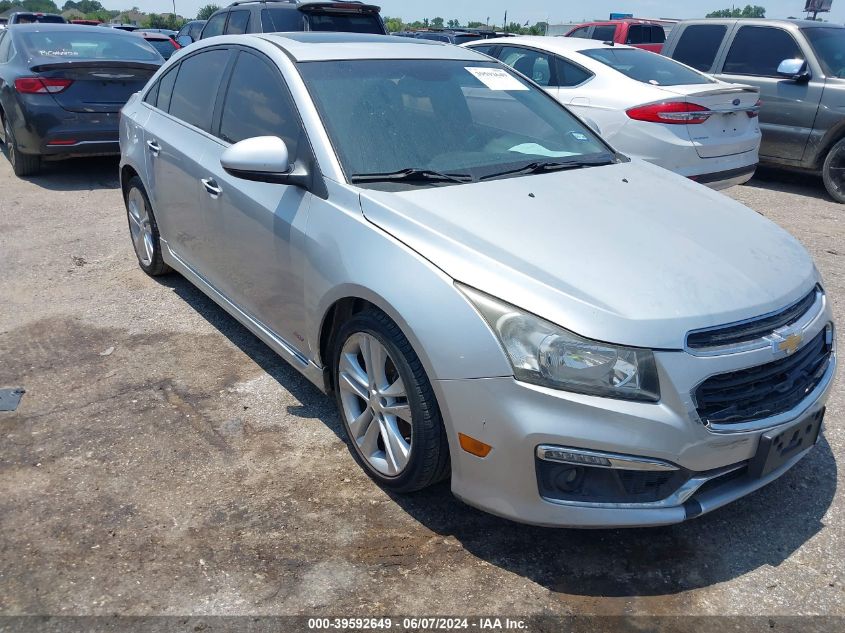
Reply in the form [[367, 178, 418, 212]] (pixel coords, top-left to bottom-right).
[[119, 33, 836, 527]]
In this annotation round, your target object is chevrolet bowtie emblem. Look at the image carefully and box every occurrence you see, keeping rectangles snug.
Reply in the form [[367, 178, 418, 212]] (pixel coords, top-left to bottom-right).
[[777, 333, 803, 355]]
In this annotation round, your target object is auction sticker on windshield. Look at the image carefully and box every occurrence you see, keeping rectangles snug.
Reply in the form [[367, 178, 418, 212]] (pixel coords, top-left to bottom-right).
[[465, 67, 529, 91]]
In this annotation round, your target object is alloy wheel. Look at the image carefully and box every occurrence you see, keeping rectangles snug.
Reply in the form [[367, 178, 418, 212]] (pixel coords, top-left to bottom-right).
[[827, 144, 845, 198], [126, 187, 155, 266], [337, 333, 413, 477]]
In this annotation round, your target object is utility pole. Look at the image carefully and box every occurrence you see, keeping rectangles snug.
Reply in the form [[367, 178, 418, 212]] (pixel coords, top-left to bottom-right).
[[503, 10, 507, 32]]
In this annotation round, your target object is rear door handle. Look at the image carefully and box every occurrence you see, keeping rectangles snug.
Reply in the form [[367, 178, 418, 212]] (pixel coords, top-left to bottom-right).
[[146, 140, 161, 155], [201, 178, 222, 197]]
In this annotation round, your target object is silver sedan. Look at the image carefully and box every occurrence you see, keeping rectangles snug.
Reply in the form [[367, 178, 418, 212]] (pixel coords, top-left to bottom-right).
[[119, 33, 835, 527]]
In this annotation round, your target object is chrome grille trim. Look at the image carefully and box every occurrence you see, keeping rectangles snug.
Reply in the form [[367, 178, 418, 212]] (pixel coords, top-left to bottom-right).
[[685, 287, 823, 357]]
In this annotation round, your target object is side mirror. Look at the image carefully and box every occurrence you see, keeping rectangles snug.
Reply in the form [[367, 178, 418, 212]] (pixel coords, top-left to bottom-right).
[[176, 35, 193, 47], [777, 58, 811, 82], [221, 136, 308, 186]]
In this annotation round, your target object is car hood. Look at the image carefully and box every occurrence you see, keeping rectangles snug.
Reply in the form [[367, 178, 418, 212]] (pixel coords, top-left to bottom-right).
[[358, 160, 817, 349]]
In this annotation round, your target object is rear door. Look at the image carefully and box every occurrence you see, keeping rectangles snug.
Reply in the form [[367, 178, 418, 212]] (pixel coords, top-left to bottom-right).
[[714, 25, 823, 163], [143, 47, 233, 274], [198, 49, 312, 352]]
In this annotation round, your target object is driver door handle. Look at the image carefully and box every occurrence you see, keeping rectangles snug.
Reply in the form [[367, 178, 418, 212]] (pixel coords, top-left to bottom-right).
[[146, 140, 161, 155], [201, 178, 222, 197]]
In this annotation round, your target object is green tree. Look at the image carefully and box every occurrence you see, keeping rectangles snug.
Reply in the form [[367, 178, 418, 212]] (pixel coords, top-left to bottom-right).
[[447, 18, 460, 29], [383, 16, 403, 32], [63, 1, 103, 11], [430, 16, 444, 28], [466, 21, 485, 29], [527, 21, 548, 35], [196, 4, 220, 20], [706, 4, 765, 18]]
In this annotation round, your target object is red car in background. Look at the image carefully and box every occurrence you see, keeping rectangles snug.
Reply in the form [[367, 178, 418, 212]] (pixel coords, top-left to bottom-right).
[[565, 19, 667, 53]]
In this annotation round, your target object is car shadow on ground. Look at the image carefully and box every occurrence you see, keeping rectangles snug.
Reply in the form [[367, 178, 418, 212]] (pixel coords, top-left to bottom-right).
[[743, 167, 833, 202], [152, 270, 837, 599], [152, 272, 345, 441], [6, 154, 120, 192]]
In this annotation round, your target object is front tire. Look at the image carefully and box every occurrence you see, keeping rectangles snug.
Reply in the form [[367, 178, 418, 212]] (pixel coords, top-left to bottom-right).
[[124, 176, 171, 276], [3, 116, 41, 177], [332, 309, 450, 493], [822, 138, 845, 203]]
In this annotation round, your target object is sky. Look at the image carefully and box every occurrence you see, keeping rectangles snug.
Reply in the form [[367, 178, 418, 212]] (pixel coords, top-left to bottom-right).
[[101, 1, 845, 25]]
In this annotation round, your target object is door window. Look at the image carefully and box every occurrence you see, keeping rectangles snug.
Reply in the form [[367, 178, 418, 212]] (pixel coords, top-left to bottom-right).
[[0, 32, 10, 63], [225, 10, 251, 35], [650, 25, 666, 44], [723, 26, 804, 76], [219, 51, 301, 158], [261, 8, 303, 32], [189, 21, 205, 40], [144, 66, 178, 111], [202, 11, 227, 38], [626, 25, 648, 44], [671, 24, 727, 71], [592, 25, 616, 42], [568, 26, 591, 39], [168, 49, 230, 132], [499, 46, 554, 86], [554, 57, 593, 87]]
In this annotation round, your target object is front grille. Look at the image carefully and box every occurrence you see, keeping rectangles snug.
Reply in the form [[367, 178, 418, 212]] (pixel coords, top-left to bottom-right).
[[694, 327, 832, 425], [687, 287, 818, 350]]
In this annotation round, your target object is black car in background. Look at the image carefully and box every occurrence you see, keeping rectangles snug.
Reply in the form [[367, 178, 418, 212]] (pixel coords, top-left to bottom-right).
[[186, 0, 387, 43], [0, 24, 164, 176]]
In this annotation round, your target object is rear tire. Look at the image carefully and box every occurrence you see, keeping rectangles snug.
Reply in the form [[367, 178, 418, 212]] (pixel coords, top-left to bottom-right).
[[124, 176, 171, 276], [822, 138, 845, 204], [3, 116, 41, 177], [331, 308, 450, 493]]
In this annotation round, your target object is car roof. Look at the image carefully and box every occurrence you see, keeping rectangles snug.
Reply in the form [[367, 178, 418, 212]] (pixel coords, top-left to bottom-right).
[[7, 23, 136, 34], [575, 19, 663, 26], [675, 18, 843, 29], [465, 35, 633, 53], [256, 32, 489, 62]]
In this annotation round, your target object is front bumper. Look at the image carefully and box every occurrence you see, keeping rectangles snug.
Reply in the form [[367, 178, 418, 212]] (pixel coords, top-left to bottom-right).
[[436, 303, 835, 528]]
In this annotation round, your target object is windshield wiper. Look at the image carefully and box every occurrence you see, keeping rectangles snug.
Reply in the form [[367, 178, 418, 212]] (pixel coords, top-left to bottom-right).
[[480, 157, 615, 181], [349, 168, 473, 185]]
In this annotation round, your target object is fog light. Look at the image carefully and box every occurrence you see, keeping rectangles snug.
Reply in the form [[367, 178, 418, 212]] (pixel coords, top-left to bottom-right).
[[458, 433, 492, 458], [554, 467, 584, 493]]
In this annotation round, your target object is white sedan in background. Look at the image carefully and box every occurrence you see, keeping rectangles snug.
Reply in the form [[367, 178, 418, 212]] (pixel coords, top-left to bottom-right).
[[464, 36, 761, 189]]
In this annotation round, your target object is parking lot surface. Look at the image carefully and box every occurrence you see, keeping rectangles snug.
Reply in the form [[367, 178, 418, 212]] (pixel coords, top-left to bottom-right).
[[0, 158, 843, 617]]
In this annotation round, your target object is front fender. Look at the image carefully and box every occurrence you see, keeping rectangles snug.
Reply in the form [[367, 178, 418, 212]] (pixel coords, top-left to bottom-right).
[[304, 180, 512, 383]]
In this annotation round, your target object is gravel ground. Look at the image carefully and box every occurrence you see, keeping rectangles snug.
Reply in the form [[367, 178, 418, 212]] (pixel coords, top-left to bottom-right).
[[0, 157, 843, 621]]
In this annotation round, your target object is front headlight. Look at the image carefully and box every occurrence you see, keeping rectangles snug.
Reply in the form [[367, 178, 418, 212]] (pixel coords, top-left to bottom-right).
[[460, 285, 660, 402]]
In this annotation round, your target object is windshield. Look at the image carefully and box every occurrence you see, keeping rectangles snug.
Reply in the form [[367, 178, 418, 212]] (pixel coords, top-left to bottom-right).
[[580, 47, 714, 86], [18, 30, 162, 62], [298, 59, 613, 188], [803, 27, 845, 78]]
